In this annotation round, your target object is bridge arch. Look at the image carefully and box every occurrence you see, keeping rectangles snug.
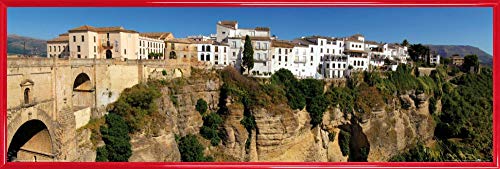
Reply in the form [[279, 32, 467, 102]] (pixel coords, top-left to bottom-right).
[[7, 120, 54, 162], [73, 73, 94, 108]]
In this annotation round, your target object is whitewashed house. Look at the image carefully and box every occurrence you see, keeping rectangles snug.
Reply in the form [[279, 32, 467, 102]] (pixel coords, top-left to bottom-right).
[[321, 54, 349, 78]]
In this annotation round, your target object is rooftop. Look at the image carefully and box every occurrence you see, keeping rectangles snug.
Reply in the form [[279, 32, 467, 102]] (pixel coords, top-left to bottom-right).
[[218, 20, 238, 29], [68, 25, 138, 33], [271, 40, 295, 48], [139, 32, 173, 40]]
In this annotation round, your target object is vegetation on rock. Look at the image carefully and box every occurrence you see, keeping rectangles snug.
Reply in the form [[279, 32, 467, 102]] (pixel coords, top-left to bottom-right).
[[178, 134, 214, 162], [96, 113, 132, 162], [196, 98, 208, 115]]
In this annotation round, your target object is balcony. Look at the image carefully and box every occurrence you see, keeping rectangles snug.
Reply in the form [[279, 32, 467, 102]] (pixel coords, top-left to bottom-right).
[[101, 40, 114, 49]]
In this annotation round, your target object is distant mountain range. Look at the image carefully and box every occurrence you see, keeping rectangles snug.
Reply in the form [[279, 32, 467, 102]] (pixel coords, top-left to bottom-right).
[[6, 34, 493, 65], [426, 45, 493, 65], [8, 34, 47, 57]]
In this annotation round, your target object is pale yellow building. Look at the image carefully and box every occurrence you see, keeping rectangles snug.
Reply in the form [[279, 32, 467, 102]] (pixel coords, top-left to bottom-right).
[[165, 38, 198, 63]]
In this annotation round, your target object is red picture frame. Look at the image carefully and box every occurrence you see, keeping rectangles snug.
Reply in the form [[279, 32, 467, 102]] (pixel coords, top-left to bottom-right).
[[0, 0, 498, 168]]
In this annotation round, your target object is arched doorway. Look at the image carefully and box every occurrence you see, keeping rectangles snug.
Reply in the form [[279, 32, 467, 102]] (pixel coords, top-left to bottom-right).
[[24, 88, 30, 105], [73, 73, 94, 108], [106, 50, 112, 59], [8, 120, 54, 162]]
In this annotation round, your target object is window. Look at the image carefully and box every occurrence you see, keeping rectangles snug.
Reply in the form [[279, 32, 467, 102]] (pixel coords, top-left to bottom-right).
[[327, 49, 329, 53], [222, 31, 226, 34], [81, 35, 84, 42], [94, 46, 96, 52], [107, 33, 110, 39], [310, 47, 313, 53], [257, 53, 261, 60], [273, 55, 275, 59], [77, 54, 81, 58], [285, 56, 288, 62], [233, 52, 236, 57], [215, 46, 219, 52], [94, 36, 96, 42], [279, 56, 281, 61], [124, 49, 127, 55], [77, 46, 81, 52], [207, 46, 211, 52], [310, 56, 313, 61], [321, 48, 323, 53], [285, 49, 288, 54], [202, 45, 205, 51], [201, 54, 205, 61], [73, 36, 76, 42], [224, 47, 227, 52], [332, 63, 335, 68], [49, 46, 52, 52], [278, 48, 281, 54], [321, 41, 323, 46], [58, 46, 61, 52], [232, 41, 236, 48], [207, 54, 210, 61], [326, 64, 329, 68]]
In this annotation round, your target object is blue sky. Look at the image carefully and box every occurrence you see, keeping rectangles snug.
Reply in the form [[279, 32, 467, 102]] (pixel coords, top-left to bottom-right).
[[7, 7, 493, 54]]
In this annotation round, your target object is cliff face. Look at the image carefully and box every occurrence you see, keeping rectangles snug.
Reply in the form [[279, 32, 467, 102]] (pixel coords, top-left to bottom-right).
[[82, 68, 437, 162], [129, 69, 221, 162]]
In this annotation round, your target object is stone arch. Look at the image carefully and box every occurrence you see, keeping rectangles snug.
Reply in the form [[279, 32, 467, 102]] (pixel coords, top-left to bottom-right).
[[8, 120, 54, 162], [73, 73, 94, 108]]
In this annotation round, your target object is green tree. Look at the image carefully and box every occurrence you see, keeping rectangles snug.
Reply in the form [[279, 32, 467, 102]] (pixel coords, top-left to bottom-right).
[[307, 95, 329, 127], [408, 44, 430, 62], [401, 39, 410, 47], [462, 54, 479, 73], [242, 35, 254, 74], [196, 98, 208, 115], [98, 113, 132, 162]]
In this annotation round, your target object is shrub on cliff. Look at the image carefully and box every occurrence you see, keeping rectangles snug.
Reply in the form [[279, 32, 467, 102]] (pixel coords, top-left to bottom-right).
[[106, 83, 161, 132], [97, 113, 132, 162], [196, 98, 208, 115], [307, 95, 329, 127], [200, 112, 223, 146], [178, 134, 214, 162], [339, 130, 351, 156]]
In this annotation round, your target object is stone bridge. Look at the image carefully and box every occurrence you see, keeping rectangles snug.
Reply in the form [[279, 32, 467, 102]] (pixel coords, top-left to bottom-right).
[[6, 57, 192, 162]]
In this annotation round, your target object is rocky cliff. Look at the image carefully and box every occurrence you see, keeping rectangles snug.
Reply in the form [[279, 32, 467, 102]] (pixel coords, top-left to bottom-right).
[[81, 68, 437, 162]]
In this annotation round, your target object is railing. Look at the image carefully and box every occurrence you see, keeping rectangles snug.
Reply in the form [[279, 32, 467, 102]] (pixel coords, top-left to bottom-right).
[[101, 40, 114, 49]]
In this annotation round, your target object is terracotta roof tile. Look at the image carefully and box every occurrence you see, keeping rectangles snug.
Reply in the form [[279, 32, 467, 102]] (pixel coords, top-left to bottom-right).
[[68, 25, 138, 33], [140, 32, 173, 40], [271, 40, 295, 48], [47, 35, 69, 43]]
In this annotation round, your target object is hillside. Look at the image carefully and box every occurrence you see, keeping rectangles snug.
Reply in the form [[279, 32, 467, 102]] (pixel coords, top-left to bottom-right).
[[7, 34, 47, 57], [426, 45, 492, 65]]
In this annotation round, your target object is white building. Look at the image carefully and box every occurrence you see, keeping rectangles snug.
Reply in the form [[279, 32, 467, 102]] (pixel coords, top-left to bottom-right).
[[321, 54, 349, 78], [271, 40, 295, 74], [344, 34, 369, 71], [192, 39, 230, 69], [47, 33, 70, 58], [138, 32, 173, 60], [215, 21, 272, 76], [292, 36, 345, 78]]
